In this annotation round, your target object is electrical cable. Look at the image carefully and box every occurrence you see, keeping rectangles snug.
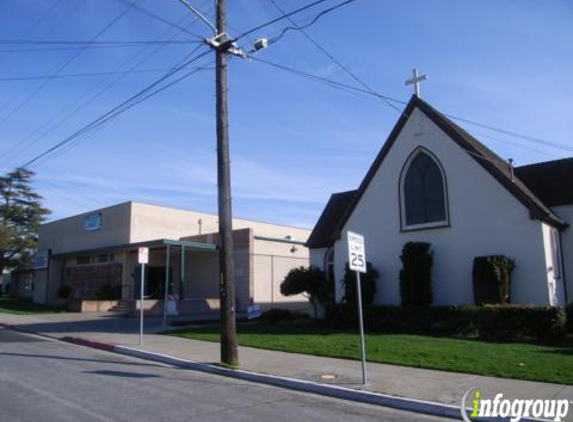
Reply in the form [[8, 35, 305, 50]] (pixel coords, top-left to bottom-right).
[[2, 1, 214, 166], [267, 0, 400, 112], [249, 57, 573, 154], [114, 0, 204, 39], [234, 0, 331, 42], [21, 47, 212, 168], [0, 68, 180, 82], [0, 0, 139, 130]]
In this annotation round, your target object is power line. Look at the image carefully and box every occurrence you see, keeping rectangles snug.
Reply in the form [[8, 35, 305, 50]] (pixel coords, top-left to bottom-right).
[[0, 39, 199, 45], [114, 0, 204, 39], [0, 0, 66, 70], [249, 57, 573, 154], [267, 0, 399, 113], [2, 4, 214, 167], [235, 0, 332, 41], [21, 46, 212, 168], [0, 0, 139, 130], [267, 0, 360, 45], [0, 41, 201, 54], [40, 62, 215, 167], [0, 68, 180, 82]]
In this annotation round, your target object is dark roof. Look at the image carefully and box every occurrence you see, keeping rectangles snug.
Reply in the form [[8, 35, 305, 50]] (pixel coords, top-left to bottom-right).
[[305, 190, 356, 248], [515, 157, 573, 207], [307, 96, 568, 249]]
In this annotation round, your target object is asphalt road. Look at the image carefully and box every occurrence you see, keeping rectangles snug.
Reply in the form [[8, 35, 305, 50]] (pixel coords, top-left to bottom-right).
[[0, 329, 450, 422]]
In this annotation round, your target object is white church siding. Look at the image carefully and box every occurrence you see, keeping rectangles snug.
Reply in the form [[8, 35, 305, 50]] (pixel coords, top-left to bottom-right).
[[333, 108, 551, 306], [552, 205, 573, 303], [310, 247, 327, 269]]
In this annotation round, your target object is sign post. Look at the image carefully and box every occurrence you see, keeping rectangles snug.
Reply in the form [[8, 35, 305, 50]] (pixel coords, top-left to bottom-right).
[[138, 247, 149, 346], [347, 231, 368, 384]]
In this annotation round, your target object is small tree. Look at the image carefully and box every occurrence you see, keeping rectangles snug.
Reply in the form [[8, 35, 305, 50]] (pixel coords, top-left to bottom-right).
[[341, 262, 378, 305], [280, 266, 331, 318], [0, 168, 50, 276], [400, 242, 433, 306], [472, 255, 515, 305]]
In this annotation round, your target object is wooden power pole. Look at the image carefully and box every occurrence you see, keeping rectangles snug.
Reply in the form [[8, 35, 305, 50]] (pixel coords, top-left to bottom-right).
[[215, 0, 238, 366]]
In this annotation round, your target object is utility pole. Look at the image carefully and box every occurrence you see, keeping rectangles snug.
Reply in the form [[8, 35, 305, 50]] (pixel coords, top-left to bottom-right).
[[215, 0, 238, 366]]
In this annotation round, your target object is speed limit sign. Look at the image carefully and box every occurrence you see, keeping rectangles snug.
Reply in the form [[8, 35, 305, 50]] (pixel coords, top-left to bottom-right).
[[347, 231, 367, 273]]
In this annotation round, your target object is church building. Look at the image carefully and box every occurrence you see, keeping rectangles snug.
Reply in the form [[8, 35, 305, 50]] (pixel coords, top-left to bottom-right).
[[307, 96, 572, 306]]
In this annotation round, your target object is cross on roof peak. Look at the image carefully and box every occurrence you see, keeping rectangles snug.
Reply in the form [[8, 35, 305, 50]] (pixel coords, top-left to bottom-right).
[[405, 68, 427, 98]]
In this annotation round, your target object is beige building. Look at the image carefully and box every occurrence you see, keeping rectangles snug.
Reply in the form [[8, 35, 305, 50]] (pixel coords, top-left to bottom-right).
[[29, 202, 310, 316]]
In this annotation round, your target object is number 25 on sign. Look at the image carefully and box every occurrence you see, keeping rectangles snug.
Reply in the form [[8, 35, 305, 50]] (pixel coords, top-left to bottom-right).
[[347, 231, 366, 273]]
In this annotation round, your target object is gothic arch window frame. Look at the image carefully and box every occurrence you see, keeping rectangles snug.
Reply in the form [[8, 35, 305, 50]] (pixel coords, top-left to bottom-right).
[[399, 147, 450, 231], [323, 247, 335, 284]]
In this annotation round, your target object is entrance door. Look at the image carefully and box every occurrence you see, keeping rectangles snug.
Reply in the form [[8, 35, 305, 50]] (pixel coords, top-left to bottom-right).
[[134, 266, 172, 299]]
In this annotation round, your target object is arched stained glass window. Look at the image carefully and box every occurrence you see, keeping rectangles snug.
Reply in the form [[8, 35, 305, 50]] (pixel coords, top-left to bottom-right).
[[401, 149, 448, 228]]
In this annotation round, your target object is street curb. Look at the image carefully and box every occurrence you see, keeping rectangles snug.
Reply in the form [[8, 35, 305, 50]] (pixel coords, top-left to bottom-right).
[[63, 336, 463, 420], [62, 336, 116, 352]]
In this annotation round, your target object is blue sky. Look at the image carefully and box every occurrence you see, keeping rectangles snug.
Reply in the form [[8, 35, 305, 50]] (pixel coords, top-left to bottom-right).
[[0, 0, 571, 228]]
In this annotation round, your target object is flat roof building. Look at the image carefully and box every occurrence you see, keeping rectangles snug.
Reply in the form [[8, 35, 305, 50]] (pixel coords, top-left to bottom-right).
[[26, 202, 310, 317]]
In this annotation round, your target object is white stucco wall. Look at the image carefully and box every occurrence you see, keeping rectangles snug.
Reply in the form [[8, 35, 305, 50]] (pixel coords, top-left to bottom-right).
[[331, 108, 551, 306], [39, 202, 131, 254], [252, 237, 310, 310], [310, 248, 327, 269]]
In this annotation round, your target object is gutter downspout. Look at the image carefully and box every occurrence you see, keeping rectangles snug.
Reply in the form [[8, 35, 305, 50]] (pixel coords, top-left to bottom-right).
[[559, 231, 569, 304]]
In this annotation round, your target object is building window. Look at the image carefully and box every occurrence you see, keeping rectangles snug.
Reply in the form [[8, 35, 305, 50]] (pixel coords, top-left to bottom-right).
[[76, 256, 91, 265], [400, 148, 448, 230], [96, 254, 109, 263], [325, 249, 335, 284]]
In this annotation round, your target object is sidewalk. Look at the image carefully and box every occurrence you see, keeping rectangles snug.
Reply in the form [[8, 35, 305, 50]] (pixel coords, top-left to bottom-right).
[[1, 312, 572, 419]]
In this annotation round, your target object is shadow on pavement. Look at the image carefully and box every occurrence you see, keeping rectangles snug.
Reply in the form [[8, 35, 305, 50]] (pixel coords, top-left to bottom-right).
[[82, 370, 162, 379], [0, 351, 165, 368]]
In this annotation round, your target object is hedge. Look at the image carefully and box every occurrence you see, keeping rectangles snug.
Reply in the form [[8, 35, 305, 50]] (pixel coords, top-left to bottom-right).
[[567, 302, 573, 333], [325, 303, 567, 341], [400, 242, 433, 306], [341, 262, 378, 305]]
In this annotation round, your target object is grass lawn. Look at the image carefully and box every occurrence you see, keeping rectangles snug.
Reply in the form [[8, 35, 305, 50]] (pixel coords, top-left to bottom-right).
[[0, 296, 66, 315], [166, 319, 573, 385]]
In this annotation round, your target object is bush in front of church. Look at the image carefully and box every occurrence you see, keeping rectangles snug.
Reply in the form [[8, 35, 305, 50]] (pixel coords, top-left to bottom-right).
[[341, 262, 378, 305], [472, 255, 515, 305], [400, 242, 433, 306], [280, 266, 332, 319], [567, 302, 573, 333]]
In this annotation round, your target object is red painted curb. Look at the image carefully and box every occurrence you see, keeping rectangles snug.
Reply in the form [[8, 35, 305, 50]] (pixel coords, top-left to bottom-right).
[[63, 336, 116, 352]]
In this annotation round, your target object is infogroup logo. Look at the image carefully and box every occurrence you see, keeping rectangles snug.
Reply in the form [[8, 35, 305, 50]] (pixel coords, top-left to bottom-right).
[[461, 388, 570, 422]]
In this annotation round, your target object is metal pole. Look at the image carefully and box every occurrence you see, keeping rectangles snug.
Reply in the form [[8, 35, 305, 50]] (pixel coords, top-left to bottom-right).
[[140, 263, 145, 346], [216, 0, 238, 366], [355, 271, 367, 384], [163, 244, 171, 328]]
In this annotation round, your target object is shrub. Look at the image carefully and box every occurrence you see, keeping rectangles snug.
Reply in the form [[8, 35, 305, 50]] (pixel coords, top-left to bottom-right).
[[341, 262, 378, 305], [472, 255, 515, 305], [324, 303, 567, 341], [400, 242, 433, 306], [567, 302, 573, 333], [57, 285, 72, 299], [280, 266, 331, 318], [94, 284, 121, 300], [259, 308, 294, 323]]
